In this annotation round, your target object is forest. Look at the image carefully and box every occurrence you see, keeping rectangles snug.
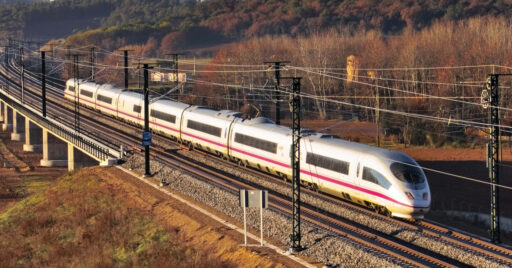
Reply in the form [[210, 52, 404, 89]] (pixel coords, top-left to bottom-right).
[[183, 17, 512, 147], [58, 16, 512, 148], [1, 0, 512, 43]]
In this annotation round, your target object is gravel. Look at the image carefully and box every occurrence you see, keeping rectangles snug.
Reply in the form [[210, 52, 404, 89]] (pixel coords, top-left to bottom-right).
[[174, 149, 509, 267], [123, 155, 407, 267]]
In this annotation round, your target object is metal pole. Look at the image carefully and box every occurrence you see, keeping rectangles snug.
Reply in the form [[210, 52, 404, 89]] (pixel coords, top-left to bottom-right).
[[376, 78, 380, 147], [124, 50, 129, 89], [488, 74, 500, 243], [138, 60, 141, 89], [144, 63, 151, 177], [167, 53, 180, 93], [264, 61, 288, 125], [73, 55, 80, 134], [260, 190, 264, 246], [290, 77, 302, 252], [243, 204, 247, 246], [41, 51, 46, 117], [90, 47, 95, 81], [66, 45, 71, 78], [275, 63, 281, 125]]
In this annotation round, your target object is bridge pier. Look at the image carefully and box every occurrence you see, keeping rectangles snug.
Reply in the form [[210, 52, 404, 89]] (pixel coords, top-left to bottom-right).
[[11, 110, 25, 141], [2, 104, 12, 131], [68, 145, 99, 171], [40, 129, 68, 167], [23, 120, 42, 152], [0, 101, 4, 122]]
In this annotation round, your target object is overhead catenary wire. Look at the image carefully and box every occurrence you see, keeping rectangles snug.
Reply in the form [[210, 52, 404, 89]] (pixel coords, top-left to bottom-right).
[[9, 52, 512, 192], [292, 67, 491, 88], [13, 45, 512, 131], [9, 52, 512, 127], [293, 66, 512, 113]]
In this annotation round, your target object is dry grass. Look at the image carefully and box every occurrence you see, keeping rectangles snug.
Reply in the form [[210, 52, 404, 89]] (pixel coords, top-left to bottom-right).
[[0, 169, 231, 267]]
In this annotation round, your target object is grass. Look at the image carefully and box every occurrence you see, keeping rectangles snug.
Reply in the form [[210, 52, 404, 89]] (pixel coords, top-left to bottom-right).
[[0, 169, 231, 267]]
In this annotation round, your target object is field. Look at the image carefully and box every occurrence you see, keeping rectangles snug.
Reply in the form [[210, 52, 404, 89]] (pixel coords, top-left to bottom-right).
[[0, 132, 298, 267]]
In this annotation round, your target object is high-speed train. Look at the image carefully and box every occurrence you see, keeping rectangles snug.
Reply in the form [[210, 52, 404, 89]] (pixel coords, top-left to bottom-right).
[[65, 79, 431, 219]]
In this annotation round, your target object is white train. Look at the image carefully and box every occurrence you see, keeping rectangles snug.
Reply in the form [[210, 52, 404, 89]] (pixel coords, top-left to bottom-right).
[[65, 79, 431, 219]]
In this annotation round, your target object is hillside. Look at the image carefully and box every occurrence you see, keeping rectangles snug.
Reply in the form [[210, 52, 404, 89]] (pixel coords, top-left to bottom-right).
[[3, 0, 512, 43], [0, 167, 283, 267]]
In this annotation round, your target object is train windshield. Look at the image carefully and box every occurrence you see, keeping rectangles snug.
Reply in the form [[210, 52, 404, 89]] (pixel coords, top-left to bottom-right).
[[390, 162, 425, 184]]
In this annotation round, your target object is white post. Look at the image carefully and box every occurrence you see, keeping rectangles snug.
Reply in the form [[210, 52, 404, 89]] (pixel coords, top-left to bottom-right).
[[243, 204, 247, 246], [260, 191, 264, 246], [193, 56, 196, 75]]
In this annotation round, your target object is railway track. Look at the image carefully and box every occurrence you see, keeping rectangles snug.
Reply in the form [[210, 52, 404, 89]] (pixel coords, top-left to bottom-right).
[[177, 140, 512, 266], [2, 58, 511, 266]]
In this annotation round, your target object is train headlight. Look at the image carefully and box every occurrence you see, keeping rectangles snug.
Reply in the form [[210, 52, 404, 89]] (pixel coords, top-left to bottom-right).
[[423, 192, 428, 200], [405, 192, 415, 200]]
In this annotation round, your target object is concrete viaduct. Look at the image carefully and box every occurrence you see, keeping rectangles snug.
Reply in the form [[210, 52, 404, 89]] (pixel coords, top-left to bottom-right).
[[0, 86, 119, 171]]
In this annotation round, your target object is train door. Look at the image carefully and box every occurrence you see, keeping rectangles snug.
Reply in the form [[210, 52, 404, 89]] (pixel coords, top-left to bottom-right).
[[359, 159, 392, 206], [226, 118, 237, 158], [300, 138, 316, 187], [353, 155, 365, 186], [114, 91, 123, 118], [178, 107, 189, 141], [119, 98, 125, 118]]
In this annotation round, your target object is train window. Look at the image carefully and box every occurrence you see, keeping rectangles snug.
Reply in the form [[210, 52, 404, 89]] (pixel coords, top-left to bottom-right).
[[151, 109, 176, 123], [390, 162, 425, 184], [133, 105, 141, 113], [187, 120, 221, 137], [306, 152, 349, 175], [320, 134, 341, 139], [97, 94, 113, 104], [80, 90, 93, 98], [234, 133, 277, 154], [362, 167, 391, 189], [68, 86, 75, 92]]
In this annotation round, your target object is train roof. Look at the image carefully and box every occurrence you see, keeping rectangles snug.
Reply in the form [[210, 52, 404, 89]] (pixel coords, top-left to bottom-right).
[[97, 83, 123, 93], [307, 132, 414, 163], [239, 117, 274, 125], [187, 106, 242, 121], [151, 98, 190, 109]]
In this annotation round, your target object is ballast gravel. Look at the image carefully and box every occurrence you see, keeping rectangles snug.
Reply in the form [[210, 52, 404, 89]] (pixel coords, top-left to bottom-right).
[[123, 155, 405, 267], [178, 150, 509, 268], [124, 152, 508, 267]]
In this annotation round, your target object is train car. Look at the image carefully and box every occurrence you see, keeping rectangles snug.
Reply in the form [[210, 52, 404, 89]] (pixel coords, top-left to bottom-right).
[[149, 99, 189, 139], [64, 78, 80, 102], [180, 106, 240, 157], [117, 91, 144, 126], [78, 83, 99, 106], [94, 84, 124, 117], [64, 79, 99, 108], [228, 117, 430, 219], [228, 117, 292, 176], [300, 134, 430, 218]]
